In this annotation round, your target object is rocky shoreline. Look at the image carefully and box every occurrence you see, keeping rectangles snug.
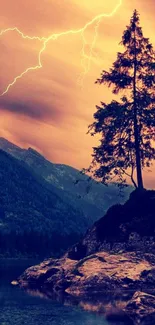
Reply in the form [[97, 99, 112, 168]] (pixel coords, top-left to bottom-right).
[[15, 190, 155, 324], [16, 250, 155, 324]]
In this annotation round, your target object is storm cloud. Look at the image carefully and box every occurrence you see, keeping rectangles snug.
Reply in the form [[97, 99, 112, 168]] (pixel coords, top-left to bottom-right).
[[0, 97, 62, 122]]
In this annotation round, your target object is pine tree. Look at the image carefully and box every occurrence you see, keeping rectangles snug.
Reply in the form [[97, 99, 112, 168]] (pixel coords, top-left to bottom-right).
[[88, 9, 155, 189]]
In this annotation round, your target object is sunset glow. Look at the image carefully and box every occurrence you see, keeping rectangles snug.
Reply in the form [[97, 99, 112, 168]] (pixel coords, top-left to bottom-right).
[[0, 0, 155, 186]]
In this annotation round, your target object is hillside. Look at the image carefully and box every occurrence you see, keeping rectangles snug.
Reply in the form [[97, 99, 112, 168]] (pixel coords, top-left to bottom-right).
[[0, 137, 133, 220], [68, 189, 155, 260], [0, 150, 90, 257]]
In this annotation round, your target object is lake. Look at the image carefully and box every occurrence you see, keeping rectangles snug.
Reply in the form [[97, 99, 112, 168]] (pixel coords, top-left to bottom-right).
[[0, 259, 131, 325]]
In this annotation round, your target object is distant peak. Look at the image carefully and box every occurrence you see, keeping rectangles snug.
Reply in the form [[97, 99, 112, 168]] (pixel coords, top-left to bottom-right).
[[0, 137, 12, 143], [27, 147, 45, 159], [0, 137, 21, 149]]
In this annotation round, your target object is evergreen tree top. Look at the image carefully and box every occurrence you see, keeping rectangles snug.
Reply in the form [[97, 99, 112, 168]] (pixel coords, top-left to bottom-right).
[[87, 10, 155, 189]]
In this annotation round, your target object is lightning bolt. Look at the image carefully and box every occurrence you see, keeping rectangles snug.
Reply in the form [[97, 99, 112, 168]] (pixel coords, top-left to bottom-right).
[[77, 17, 102, 87], [0, 0, 122, 96]]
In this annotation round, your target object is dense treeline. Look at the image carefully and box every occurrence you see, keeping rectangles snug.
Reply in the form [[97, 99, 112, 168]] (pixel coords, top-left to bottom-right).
[[0, 229, 79, 258]]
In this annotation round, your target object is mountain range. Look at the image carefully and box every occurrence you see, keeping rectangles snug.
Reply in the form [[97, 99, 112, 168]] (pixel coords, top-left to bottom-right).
[[0, 137, 133, 257]]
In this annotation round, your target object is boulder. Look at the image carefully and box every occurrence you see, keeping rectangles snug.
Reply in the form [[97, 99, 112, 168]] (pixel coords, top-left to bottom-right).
[[125, 291, 155, 324]]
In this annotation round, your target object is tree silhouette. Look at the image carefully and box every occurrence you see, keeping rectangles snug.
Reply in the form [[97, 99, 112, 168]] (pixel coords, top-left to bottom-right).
[[88, 9, 155, 189]]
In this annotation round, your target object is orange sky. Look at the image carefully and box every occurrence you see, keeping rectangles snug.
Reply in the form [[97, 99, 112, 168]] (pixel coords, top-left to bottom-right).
[[0, 0, 155, 188]]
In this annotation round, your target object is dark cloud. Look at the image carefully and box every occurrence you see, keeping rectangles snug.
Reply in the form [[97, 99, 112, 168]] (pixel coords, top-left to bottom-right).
[[0, 97, 61, 122]]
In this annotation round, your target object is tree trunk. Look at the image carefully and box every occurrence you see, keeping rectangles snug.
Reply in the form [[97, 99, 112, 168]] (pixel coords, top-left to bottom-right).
[[133, 106, 143, 189], [133, 30, 144, 190]]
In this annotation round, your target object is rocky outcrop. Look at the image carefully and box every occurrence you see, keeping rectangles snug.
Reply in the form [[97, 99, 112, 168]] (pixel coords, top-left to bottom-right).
[[68, 189, 155, 260], [18, 251, 155, 294]]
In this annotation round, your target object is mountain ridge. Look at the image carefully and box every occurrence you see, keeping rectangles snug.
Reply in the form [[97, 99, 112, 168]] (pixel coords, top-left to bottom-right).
[[0, 137, 133, 220]]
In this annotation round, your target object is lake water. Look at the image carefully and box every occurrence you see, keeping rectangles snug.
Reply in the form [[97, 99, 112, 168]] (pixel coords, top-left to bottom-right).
[[0, 259, 131, 325]]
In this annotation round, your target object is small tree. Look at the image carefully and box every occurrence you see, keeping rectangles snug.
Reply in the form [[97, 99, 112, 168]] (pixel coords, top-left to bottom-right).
[[88, 9, 155, 189]]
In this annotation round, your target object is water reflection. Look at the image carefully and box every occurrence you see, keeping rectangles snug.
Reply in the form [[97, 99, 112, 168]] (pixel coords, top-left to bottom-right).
[[24, 287, 134, 325], [1, 259, 153, 325], [0, 259, 116, 325]]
